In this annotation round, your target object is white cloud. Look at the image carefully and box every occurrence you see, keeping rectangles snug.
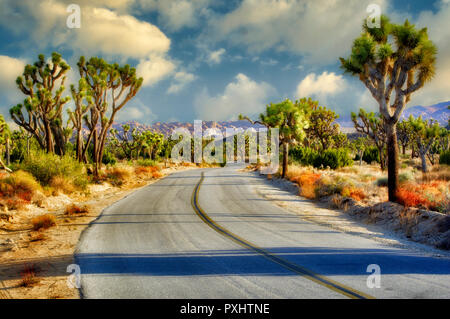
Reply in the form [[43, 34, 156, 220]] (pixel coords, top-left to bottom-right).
[[0, 55, 26, 101], [210, 0, 387, 65], [136, 0, 211, 31], [208, 48, 226, 65], [194, 73, 276, 120], [0, 2, 171, 60], [137, 55, 176, 87], [116, 98, 156, 123], [167, 71, 196, 94], [407, 0, 450, 107], [296, 72, 347, 99]]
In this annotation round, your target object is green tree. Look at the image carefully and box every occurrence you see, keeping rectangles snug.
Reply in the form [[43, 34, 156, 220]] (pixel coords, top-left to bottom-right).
[[0, 114, 12, 172], [110, 124, 141, 160], [240, 99, 309, 178], [77, 56, 143, 178], [10, 53, 71, 155], [351, 137, 370, 166], [305, 106, 340, 150], [68, 78, 93, 162], [351, 109, 387, 170], [408, 116, 440, 172], [340, 16, 437, 202], [397, 120, 412, 155]]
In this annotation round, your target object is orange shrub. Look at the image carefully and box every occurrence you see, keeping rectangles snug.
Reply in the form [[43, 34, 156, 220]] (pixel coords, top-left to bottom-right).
[[31, 214, 56, 231], [341, 187, 366, 201], [135, 166, 161, 177], [135, 166, 151, 175], [152, 171, 163, 179], [297, 172, 321, 199], [65, 204, 90, 215], [396, 188, 431, 208]]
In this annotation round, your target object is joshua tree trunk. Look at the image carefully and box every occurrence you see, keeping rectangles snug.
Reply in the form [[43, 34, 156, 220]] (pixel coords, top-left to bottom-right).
[[44, 120, 54, 153], [386, 123, 399, 202], [76, 130, 83, 162], [420, 152, 428, 173], [281, 142, 288, 178], [5, 137, 10, 166]]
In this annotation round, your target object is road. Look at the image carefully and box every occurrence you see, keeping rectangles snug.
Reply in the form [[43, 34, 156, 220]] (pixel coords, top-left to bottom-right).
[[76, 165, 450, 298]]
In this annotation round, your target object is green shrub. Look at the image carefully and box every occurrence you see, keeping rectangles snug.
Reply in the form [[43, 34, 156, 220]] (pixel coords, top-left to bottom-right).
[[20, 151, 86, 186], [290, 147, 352, 169], [314, 148, 352, 169], [361, 146, 380, 164], [375, 177, 388, 187], [440, 150, 450, 165], [102, 149, 117, 165], [136, 159, 157, 167]]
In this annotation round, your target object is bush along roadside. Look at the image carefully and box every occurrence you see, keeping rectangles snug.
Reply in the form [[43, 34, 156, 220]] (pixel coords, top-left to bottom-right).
[[252, 164, 450, 251]]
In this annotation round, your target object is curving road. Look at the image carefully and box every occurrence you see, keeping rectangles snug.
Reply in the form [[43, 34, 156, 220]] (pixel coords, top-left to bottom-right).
[[76, 165, 450, 299]]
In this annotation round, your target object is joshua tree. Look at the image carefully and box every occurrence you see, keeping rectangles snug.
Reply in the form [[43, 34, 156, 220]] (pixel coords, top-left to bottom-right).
[[240, 99, 309, 178], [68, 78, 93, 162], [397, 120, 412, 155], [352, 137, 370, 166], [77, 56, 143, 178], [351, 109, 387, 170], [408, 116, 441, 172], [10, 53, 71, 155], [305, 106, 340, 150], [0, 115, 12, 172], [340, 16, 437, 201]]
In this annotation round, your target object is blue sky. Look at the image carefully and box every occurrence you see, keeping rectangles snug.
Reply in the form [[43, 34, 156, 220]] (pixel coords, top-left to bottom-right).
[[0, 0, 449, 125]]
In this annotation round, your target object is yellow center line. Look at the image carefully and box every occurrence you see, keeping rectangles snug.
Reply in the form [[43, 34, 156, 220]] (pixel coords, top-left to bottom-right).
[[191, 172, 375, 299]]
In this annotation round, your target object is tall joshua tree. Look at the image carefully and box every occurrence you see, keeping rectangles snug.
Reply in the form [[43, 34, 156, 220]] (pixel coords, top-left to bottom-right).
[[77, 56, 143, 178], [10, 52, 71, 155], [68, 78, 93, 162], [240, 99, 309, 178], [340, 16, 437, 202]]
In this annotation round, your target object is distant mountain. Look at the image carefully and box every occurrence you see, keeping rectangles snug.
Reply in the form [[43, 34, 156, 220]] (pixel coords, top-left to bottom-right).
[[337, 101, 450, 127], [108, 120, 265, 137], [400, 101, 450, 125], [91, 102, 449, 139]]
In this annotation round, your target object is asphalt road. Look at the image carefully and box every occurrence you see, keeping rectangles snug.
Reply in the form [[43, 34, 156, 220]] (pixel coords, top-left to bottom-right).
[[76, 165, 450, 298]]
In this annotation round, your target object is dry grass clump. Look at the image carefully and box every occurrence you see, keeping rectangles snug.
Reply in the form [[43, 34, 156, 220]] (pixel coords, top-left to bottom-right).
[[0, 170, 41, 210], [31, 214, 56, 231], [49, 175, 77, 195], [135, 165, 162, 179], [181, 162, 193, 167], [421, 165, 450, 182], [64, 204, 90, 216], [105, 167, 132, 186], [19, 264, 40, 287]]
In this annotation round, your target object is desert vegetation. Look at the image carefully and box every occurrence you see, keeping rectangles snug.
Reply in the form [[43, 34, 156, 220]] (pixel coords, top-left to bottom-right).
[[242, 15, 448, 219]]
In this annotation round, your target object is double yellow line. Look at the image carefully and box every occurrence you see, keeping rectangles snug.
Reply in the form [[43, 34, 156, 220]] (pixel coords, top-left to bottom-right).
[[191, 172, 375, 299]]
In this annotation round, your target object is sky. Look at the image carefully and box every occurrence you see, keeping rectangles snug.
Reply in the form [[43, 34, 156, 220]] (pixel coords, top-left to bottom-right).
[[0, 0, 449, 125]]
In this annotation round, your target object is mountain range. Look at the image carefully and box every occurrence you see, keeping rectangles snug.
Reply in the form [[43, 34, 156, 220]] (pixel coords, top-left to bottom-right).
[[337, 101, 450, 128], [107, 101, 449, 137]]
